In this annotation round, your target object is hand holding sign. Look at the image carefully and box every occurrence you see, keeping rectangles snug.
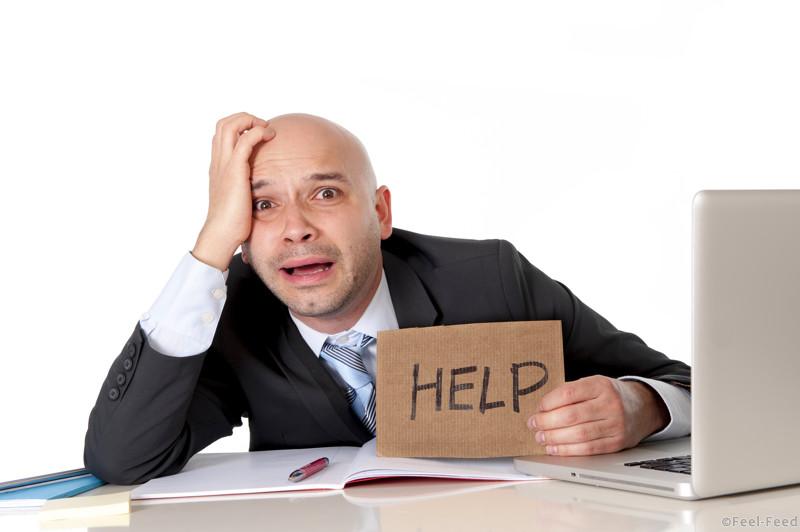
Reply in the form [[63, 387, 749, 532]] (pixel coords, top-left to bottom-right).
[[528, 375, 671, 456]]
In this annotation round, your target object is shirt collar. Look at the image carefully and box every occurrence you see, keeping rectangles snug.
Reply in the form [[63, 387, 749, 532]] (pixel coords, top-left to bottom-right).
[[289, 268, 399, 357]]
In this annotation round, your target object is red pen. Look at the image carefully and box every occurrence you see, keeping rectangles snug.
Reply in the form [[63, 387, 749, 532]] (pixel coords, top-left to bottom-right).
[[288, 457, 330, 482]]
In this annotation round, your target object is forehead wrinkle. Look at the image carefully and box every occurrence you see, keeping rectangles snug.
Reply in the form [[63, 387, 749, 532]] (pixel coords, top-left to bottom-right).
[[250, 114, 376, 196], [250, 140, 344, 172], [251, 157, 338, 174], [251, 172, 351, 192]]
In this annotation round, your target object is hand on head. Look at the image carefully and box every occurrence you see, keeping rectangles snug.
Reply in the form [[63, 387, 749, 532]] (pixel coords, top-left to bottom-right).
[[193, 112, 277, 271]]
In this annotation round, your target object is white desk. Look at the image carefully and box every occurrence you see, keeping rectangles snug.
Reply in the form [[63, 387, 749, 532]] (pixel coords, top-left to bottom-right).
[[4, 478, 800, 531]]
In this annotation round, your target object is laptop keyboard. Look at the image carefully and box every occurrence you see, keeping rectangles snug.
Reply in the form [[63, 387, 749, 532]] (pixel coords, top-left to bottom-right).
[[624, 454, 692, 475]]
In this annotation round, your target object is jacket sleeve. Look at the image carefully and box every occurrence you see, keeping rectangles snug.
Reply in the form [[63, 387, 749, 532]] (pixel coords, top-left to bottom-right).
[[83, 322, 247, 485], [498, 239, 691, 391]]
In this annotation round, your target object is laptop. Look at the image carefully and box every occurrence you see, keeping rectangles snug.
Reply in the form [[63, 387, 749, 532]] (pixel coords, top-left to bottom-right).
[[514, 189, 800, 500]]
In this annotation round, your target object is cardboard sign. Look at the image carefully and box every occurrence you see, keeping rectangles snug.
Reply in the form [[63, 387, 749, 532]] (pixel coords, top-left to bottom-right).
[[376, 320, 565, 458]]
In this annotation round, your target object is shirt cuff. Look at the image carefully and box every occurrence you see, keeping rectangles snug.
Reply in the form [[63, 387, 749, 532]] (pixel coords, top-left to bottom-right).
[[138, 251, 229, 357], [618, 375, 691, 441]]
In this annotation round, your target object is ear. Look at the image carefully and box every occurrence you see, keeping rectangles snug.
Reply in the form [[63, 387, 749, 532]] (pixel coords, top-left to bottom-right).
[[375, 185, 393, 240]]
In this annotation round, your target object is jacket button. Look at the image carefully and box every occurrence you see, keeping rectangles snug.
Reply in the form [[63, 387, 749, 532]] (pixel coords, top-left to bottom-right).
[[116, 373, 126, 386], [126, 344, 136, 357], [108, 388, 119, 400], [123, 358, 133, 371]]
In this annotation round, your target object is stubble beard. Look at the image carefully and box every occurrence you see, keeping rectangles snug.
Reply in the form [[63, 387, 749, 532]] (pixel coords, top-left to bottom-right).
[[247, 227, 382, 318]]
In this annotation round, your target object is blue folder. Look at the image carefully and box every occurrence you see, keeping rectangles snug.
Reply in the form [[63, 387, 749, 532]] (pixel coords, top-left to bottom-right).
[[0, 474, 105, 507], [0, 467, 89, 492]]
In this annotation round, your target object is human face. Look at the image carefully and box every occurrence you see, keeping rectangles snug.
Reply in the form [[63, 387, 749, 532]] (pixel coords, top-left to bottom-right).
[[243, 145, 391, 326]]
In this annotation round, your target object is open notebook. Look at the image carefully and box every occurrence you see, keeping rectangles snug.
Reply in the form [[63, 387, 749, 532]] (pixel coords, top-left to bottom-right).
[[131, 439, 544, 500]]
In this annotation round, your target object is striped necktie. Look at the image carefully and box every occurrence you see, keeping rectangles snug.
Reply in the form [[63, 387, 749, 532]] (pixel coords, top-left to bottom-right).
[[319, 332, 377, 435]]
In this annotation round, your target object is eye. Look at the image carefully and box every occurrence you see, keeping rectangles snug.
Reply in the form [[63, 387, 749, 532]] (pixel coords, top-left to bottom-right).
[[253, 199, 273, 211], [316, 188, 339, 200]]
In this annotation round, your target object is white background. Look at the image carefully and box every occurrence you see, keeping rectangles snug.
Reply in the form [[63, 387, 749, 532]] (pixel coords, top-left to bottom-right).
[[1, 0, 797, 481]]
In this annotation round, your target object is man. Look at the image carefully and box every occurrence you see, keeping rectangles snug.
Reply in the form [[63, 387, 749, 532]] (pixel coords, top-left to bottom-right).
[[84, 112, 691, 486]]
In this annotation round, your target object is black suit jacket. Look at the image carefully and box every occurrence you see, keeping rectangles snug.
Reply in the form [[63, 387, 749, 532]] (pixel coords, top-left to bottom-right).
[[83, 227, 691, 485]]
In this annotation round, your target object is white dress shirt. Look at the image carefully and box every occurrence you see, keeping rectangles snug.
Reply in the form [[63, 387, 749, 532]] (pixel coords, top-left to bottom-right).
[[140, 251, 691, 441]]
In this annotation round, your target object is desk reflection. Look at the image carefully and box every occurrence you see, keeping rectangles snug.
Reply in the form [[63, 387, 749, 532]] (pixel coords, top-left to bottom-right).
[[14, 477, 800, 532]]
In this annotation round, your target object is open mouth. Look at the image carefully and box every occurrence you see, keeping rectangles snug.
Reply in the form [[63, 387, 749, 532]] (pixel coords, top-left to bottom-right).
[[282, 262, 334, 276]]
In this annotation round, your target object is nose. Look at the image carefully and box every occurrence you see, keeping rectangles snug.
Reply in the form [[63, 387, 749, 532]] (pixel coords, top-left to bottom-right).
[[280, 204, 318, 243]]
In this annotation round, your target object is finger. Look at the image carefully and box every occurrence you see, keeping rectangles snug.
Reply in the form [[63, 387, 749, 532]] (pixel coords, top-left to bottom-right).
[[542, 434, 626, 457], [214, 111, 268, 137], [213, 112, 250, 167], [213, 113, 269, 176], [533, 418, 618, 446], [537, 377, 603, 413], [217, 113, 270, 158], [528, 397, 605, 431], [208, 113, 247, 179], [216, 111, 255, 125], [228, 126, 276, 173], [220, 119, 274, 175], [211, 133, 220, 177]]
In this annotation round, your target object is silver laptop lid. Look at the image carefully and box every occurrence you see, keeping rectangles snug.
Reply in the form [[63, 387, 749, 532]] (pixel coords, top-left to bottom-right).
[[692, 190, 800, 498]]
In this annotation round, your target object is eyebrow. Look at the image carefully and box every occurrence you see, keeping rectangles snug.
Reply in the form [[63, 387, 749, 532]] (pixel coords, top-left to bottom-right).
[[251, 172, 348, 191]]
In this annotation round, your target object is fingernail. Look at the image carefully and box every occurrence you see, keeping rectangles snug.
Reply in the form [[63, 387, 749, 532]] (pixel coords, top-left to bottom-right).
[[546, 445, 556, 455], [535, 431, 545, 444], [529, 417, 537, 429]]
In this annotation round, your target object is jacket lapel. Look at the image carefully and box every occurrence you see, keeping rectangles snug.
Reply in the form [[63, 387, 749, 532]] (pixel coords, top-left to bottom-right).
[[381, 249, 440, 328]]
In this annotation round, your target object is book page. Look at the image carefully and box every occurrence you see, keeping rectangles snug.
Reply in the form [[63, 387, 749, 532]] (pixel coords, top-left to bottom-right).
[[131, 445, 361, 500], [344, 439, 543, 484]]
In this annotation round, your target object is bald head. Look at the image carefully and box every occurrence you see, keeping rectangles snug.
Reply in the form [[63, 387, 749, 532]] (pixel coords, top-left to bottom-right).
[[249, 113, 377, 197]]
